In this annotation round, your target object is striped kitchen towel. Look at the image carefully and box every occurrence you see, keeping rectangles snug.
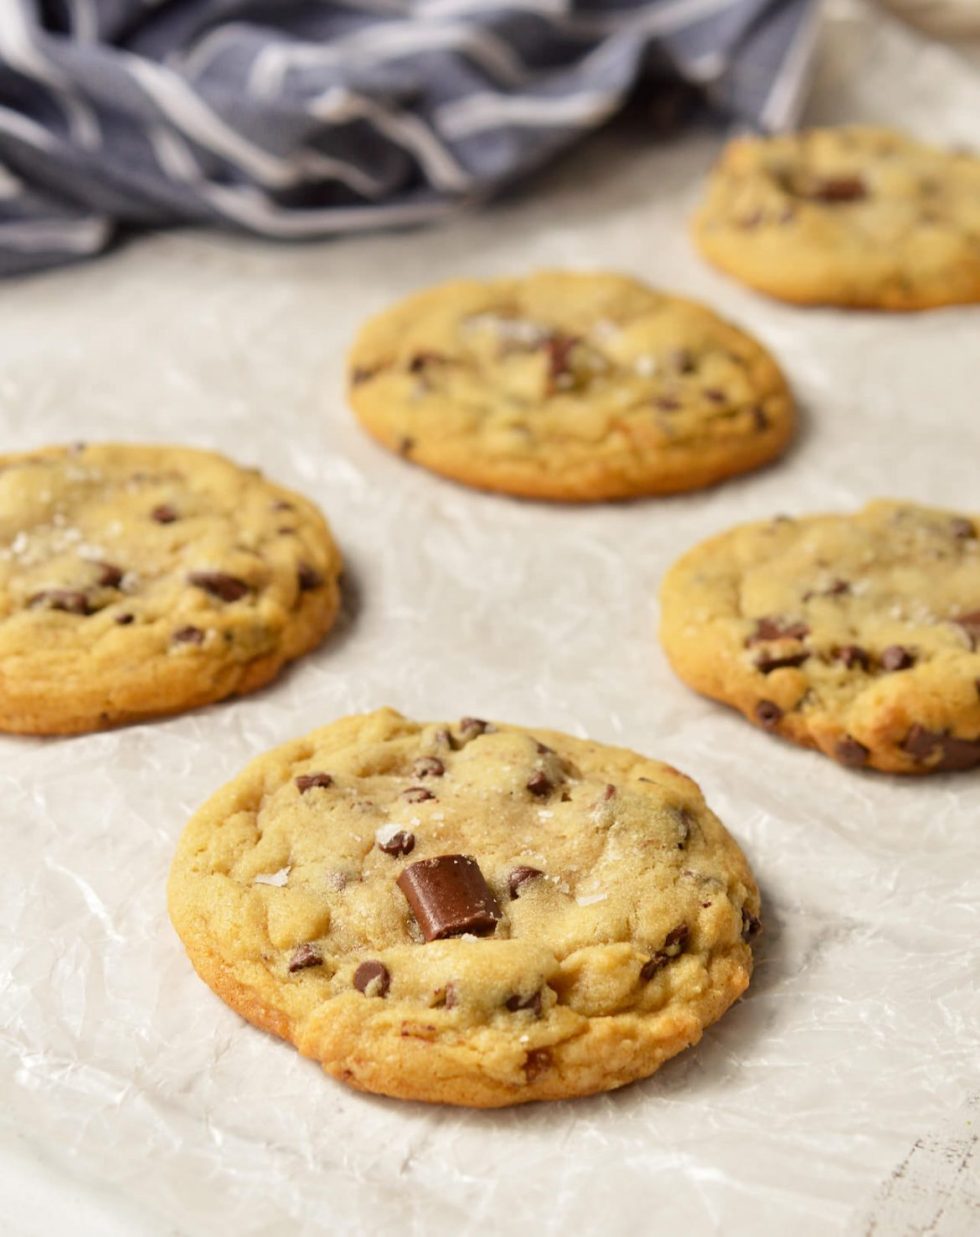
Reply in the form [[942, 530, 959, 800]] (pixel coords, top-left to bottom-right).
[[0, 0, 819, 276]]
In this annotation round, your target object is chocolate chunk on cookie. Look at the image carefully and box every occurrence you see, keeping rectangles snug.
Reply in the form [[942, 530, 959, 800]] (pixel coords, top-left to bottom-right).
[[168, 708, 760, 1107], [660, 500, 980, 773], [0, 443, 342, 734]]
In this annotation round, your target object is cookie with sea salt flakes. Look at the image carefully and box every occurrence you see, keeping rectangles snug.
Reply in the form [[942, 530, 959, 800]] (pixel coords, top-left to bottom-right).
[[347, 270, 793, 501], [659, 501, 980, 774], [167, 708, 760, 1107], [0, 443, 341, 734], [693, 127, 980, 309]]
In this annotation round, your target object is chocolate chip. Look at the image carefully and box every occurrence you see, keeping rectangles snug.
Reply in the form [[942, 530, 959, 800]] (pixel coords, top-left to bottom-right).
[[351, 365, 381, 385], [506, 989, 542, 1016], [755, 652, 809, 674], [172, 625, 204, 645], [187, 571, 250, 602], [544, 333, 579, 386], [443, 981, 459, 1009], [296, 772, 333, 793], [114, 612, 134, 626], [534, 741, 553, 755], [402, 786, 435, 803], [459, 716, 489, 738], [825, 579, 851, 596], [272, 500, 295, 512], [526, 771, 552, 797], [151, 503, 178, 524], [508, 866, 544, 900], [640, 925, 689, 980], [901, 725, 980, 771], [398, 436, 415, 457], [749, 617, 809, 643], [412, 756, 445, 779], [668, 348, 695, 373], [835, 735, 869, 768], [523, 1048, 552, 1081], [95, 562, 124, 588], [28, 589, 92, 615], [353, 960, 390, 997], [753, 407, 770, 432], [378, 830, 415, 857], [703, 387, 726, 403], [603, 784, 616, 800], [951, 517, 976, 540], [881, 645, 915, 672], [755, 700, 782, 728], [807, 176, 867, 202], [836, 644, 870, 671], [288, 943, 323, 972], [408, 351, 446, 373], [297, 563, 322, 591], [953, 611, 980, 649], [396, 854, 501, 942], [741, 910, 762, 940]]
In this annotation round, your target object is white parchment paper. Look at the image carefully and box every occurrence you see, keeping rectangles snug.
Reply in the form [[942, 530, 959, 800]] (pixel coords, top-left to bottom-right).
[[1, 3, 978, 1234]]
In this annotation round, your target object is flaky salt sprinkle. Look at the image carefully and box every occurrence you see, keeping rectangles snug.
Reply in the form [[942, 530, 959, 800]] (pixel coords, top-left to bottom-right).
[[576, 892, 607, 907], [253, 866, 291, 887]]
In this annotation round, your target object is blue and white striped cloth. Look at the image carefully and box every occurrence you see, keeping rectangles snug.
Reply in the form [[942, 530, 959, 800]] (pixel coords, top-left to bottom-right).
[[0, 1, 818, 276]]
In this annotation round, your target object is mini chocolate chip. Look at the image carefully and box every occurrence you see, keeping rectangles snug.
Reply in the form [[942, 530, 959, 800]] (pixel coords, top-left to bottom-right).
[[836, 644, 870, 671], [508, 866, 544, 900], [951, 517, 975, 540], [881, 645, 915, 672], [741, 910, 762, 940], [353, 960, 390, 997], [526, 771, 552, 797], [402, 786, 435, 803], [296, 772, 333, 793], [114, 612, 135, 626], [523, 1048, 552, 1081], [749, 617, 809, 643], [95, 562, 124, 588], [172, 625, 204, 645], [151, 503, 178, 524], [187, 571, 250, 602], [288, 943, 323, 972], [459, 716, 489, 738], [396, 854, 501, 942], [506, 989, 542, 1016], [378, 830, 415, 857], [653, 395, 680, 412], [755, 652, 809, 674], [755, 700, 782, 728], [807, 176, 867, 202], [28, 589, 92, 615], [413, 756, 445, 779], [835, 735, 869, 768], [953, 611, 980, 649], [901, 725, 980, 771], [297, 563, 323, 591]]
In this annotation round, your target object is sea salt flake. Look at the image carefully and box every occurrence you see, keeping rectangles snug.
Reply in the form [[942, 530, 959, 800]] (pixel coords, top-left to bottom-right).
[[576, 892, 607, 907], [253, 866, 291, 887]]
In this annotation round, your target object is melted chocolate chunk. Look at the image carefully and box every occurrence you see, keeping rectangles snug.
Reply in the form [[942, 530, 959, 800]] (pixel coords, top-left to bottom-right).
[[412, 756, 445, 779], [288, 943, 323, 972], [951, 517, 976, 540], [523, 1048, 552, 1081], [602, 783, 616, 801], [459, 716, 490, 738], [408, 351, 447, 373], [95, 562, 124, 588], [748, 617, 809, 643], [188, 571, 250, 602], [835, 644, 870, 671], [901, 725, 980, 771], [835, 735, 869, 768], [807, 176, 867, 202], [295, 772, 333, 793], [402, 786, 435, 803], [881, 645, 915, 672], [544, 334, 579, 387], [508, 866, 544, 900], [506, 989, 542, 1016], [151, 503, 178, 524], [297, 563, 323, 591], [114, 612, 134, 626], [172, 625, 204, 645], [396, 854, 501, 942], [526, 771, 552, 797], [640, 925, 690, 980], [741, 910, 762, 940], [28, 589, 92, 615], [753, 407, 770, 432], [378, 830, 415, 857], [755, 651, 809, 674], [755, 700, 783, 728], [353, 960, 390, 997]]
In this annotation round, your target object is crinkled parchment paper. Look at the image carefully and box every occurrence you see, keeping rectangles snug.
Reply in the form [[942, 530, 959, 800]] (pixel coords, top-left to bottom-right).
[[1, 3, 978, 1233]]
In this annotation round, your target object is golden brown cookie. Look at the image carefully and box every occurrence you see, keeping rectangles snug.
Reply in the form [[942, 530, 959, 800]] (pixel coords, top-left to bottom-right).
[[0, 443, 342, 734], [659, 501, 980, 773], [347, 271, 793, 501], [168, 708, 760, 1107], [693, 126, 980, 309]]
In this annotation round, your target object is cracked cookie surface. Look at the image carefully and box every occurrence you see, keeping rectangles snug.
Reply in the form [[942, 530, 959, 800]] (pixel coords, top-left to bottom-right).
[[660, 501, 980, 773], [168, 708, 759, 1107], [347, 270, 793, 501], [693, 126, 980, 309], [0, 443, 341, 734]]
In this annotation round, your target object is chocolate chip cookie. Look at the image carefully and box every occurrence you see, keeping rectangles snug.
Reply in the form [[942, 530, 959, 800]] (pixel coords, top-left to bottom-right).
[[348, 271, 794, 501], [0, 443, 342, 734], [693, 127, 980, 309], [168, 709, 760, 1107], [659, 501, 980, 773]]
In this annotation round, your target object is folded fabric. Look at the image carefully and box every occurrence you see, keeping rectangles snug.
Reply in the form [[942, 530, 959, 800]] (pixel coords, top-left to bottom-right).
[[0, 0, 818, 276]]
